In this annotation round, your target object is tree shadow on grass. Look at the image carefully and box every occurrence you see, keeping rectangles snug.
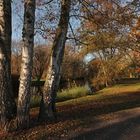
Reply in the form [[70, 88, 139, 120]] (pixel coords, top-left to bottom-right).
[[1, 91, 140, 139], [57, 91, 140, 122]]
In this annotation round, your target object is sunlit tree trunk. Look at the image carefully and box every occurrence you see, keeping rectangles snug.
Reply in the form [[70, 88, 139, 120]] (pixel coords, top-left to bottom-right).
[[17, 0, 35, 129], [0, 0, 16, 131], [39, 0, 71, 120]]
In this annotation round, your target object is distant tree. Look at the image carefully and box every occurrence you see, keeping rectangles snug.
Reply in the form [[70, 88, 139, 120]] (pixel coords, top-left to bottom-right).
[[38, 0, 71, 120], [11, 40, 22, 75], [62, 48, 84, 80], [17, 0, 36, 129], [77, 0, 138, 86], [0, 0, 16, 131], [130, 16, 140, 46], [32, 45, 50, 81]]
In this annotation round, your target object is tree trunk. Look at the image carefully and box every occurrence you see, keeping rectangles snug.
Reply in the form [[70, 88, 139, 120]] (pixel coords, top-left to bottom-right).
[[17, 0, 35, 129], [38, 0, 71, 121], [0, 0, 16, 131]]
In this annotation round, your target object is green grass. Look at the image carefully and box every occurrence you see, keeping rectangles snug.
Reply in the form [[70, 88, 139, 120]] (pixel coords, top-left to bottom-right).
[[30, 86, 90, 108], [57, 83, 140, 106], [97, 83, 140, 95], [30, 83, 140, 140], [2, 82, 140, 140], [30, 83, 140, 108], [56, 86, 90, 102]]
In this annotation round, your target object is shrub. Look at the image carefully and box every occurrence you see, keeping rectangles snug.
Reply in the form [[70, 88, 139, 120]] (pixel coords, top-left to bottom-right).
[[30, 86, 90, 108], [30, 95, 41, 108], [56, 86, 90, 102]]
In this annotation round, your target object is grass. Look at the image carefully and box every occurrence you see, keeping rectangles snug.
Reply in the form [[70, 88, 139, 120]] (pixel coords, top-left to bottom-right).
[[56, 86, 90, 102], [30, 83, 140, 108], [1, 82, 140, 139], [30, 86, 90, 108], [57, 83, 140, 106]]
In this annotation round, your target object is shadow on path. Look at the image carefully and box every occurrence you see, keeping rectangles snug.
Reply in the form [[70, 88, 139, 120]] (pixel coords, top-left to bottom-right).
[[71, 115, 140, 140]]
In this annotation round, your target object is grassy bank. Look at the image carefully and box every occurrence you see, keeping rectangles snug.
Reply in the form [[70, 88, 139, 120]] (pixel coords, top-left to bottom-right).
[[30, 86, 90, 108], [1, 83, 140, 139]]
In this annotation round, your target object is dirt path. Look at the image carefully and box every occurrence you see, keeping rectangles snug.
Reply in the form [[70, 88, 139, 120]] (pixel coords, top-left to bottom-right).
[[69, 107, 140, 140]]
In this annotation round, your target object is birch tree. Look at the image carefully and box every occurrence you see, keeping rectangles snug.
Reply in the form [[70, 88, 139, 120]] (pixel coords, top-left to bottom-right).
[[17, 0, 35, 129], [39, 0, 71, 120], [0, 0, 16, 131]]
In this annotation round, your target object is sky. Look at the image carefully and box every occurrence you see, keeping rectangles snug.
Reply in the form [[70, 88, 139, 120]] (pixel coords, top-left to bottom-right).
[[11, 0, 134, 44], [12, 1, 23, 41], [11, 0, 80, 46], [83, 53, 95, 64], [11, 0, 136, 63], [12, 0, 50, 44]]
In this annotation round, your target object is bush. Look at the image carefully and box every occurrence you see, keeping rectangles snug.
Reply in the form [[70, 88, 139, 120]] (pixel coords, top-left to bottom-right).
[[30, 86, 90, 108], [56, 86, 90, 102], [30, 95, 41, 108]]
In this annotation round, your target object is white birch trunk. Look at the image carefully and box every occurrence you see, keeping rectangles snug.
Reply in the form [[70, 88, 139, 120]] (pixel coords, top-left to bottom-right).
[[0, 0, 16, 131], [17, 0, 35, 129], [39, 0, 71, 120]]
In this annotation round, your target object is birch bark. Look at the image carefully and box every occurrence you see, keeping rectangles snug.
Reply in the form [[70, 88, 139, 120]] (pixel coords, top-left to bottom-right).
[[17, 0, 35, 129], [39, 0, 71, 120]]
